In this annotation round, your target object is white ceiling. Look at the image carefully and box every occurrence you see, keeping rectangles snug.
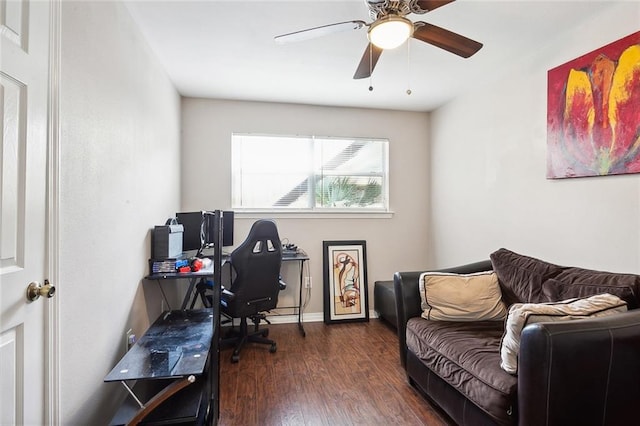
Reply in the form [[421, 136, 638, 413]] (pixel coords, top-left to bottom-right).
[[124, 0, 615, 112]]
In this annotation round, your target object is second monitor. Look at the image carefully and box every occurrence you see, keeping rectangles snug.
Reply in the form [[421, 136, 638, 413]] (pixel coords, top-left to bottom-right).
[[203, 210, 234, 248], [176, 210, 234, 253]]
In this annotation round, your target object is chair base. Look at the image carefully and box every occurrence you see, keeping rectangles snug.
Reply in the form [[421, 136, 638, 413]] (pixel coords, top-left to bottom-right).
[[221, 314, 277, 363]]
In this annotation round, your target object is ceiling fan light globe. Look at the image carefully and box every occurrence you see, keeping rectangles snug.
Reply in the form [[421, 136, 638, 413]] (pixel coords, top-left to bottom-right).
[[368, 16, 413, 49]]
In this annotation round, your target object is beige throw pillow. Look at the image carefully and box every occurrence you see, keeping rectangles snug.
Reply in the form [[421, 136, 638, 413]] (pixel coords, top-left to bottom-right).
[[500, 293, 627, 374], [419, 271, 507, 322]]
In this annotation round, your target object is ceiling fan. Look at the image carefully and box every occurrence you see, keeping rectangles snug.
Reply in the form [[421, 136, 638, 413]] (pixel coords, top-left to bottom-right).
[[274, 0, 483, 80]]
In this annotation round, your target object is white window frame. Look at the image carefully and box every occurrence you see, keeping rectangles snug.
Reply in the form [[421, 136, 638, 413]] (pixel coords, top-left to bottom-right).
[[231, 133, 390, 215]]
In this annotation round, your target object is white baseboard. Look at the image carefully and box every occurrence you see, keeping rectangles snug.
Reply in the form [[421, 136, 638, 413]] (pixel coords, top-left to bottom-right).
[[264, 310, 380, 324], [221, 310, 380, 327], [266, 312, 323, 324]]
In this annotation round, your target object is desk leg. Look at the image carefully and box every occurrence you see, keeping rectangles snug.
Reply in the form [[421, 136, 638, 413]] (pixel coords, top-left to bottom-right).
[[123, 375, 196, 426], [180, 278, 198, 310], [298, 259, 306, 337], [155, 281, 172, 311]]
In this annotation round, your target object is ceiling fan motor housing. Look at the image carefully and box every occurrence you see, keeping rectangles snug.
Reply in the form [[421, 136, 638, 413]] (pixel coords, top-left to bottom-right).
[[365, 0, 430, 20]]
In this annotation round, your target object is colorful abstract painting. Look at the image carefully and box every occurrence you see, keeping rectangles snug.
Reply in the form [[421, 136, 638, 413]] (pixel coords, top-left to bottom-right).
[[547, 32, 640, 179]]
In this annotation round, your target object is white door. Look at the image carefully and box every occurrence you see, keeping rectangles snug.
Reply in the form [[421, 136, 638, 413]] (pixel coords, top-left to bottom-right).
[[1, 1, 54, 424]]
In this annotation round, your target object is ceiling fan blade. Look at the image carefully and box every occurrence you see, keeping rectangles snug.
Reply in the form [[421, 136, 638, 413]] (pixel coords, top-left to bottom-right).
[[353, 43, 383, 79], [412, 22, 483, 58], [416, 0, 456, 12], [275, 20, 366, 44]]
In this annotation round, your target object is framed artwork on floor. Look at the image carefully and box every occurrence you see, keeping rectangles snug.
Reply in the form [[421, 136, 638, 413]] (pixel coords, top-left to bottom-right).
[[322, 240, 369, 324]]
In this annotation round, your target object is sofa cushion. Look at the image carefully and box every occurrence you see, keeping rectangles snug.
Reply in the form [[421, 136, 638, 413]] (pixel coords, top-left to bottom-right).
[[543, 268, 640, 309], [500, 293, 628, 374], [490, 248, 565, 306], [406, 318, 517, 424], [419, 271, 507, 321]]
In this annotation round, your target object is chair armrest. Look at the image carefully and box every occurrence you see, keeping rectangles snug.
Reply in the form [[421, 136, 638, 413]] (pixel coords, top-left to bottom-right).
[[518, 309, 640, 425], [393, 260, 493, 369]]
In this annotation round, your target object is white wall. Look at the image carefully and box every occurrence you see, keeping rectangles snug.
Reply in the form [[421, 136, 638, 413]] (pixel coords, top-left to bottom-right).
[[429, 2, 640, 273], [54, 1, 638, 422], [181, 98, 431, 315], [59, 2, 180, 423]]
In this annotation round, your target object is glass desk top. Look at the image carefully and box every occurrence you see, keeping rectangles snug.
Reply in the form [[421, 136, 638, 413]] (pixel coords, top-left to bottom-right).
[[104, 309, 214, 382]]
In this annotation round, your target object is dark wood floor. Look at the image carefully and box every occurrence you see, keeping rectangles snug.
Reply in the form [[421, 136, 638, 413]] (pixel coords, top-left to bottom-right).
[[219, 319, 450, 426]]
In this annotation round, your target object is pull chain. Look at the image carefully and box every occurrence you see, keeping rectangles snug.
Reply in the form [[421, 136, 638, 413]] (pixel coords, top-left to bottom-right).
[[406, 40, 412, 95], [369, 43, 374, 91]]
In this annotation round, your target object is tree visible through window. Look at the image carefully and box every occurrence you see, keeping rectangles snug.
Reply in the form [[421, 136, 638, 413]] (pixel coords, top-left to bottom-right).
[[231, 134, 389, 211]]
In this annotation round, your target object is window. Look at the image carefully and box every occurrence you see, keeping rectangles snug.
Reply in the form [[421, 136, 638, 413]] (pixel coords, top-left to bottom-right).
[[232, 134, 389, 212]]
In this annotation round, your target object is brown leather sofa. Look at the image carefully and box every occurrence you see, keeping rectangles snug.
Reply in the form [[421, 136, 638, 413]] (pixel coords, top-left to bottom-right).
[[374, 280, 397, 329], [394, 249, 640, 425]]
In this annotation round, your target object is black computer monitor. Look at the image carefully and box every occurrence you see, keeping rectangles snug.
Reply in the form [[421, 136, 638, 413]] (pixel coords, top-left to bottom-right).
[[222, 211, 234, 247], [176, 211, 205, 252], [203, 211, 234, 247]]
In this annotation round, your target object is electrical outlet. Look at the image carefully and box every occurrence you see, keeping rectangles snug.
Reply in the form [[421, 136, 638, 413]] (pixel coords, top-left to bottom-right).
[[125, 329, 136, 351], [305, 277, 312, 288]]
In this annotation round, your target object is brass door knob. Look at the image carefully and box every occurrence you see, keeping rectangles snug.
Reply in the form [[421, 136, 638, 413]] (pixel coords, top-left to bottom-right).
[[26, 280, 56, 302]]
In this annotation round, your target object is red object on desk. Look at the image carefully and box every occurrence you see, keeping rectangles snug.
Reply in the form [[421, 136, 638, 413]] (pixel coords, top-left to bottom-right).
[[191, 259, 203, 272]]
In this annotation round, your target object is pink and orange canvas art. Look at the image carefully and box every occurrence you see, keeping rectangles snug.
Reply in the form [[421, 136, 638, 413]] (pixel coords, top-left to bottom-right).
[[547, 32, 640, 179]]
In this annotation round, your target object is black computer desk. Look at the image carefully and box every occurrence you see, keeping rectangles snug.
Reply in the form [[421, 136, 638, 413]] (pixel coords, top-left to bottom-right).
[[147, 252, 310, 337], [107, 211, 226, 425]]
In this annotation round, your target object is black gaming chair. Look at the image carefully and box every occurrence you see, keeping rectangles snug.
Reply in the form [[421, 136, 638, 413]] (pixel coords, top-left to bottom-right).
[[221, 219, 285, 363]]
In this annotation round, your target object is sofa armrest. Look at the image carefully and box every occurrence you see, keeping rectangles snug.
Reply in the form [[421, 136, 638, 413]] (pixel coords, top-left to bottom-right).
[[518, 309, 640, 425], [393, 260, 493, 369]]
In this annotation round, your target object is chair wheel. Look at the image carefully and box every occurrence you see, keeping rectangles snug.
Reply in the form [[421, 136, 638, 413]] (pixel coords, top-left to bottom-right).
[[231, 354, 240, 363], [269, 343, 277, 353], [262, 329, 269, 337]]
